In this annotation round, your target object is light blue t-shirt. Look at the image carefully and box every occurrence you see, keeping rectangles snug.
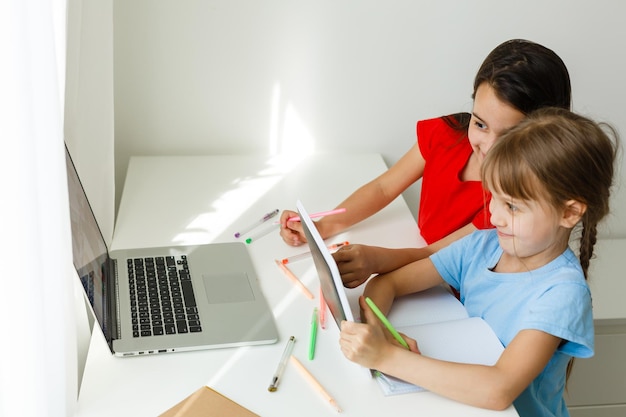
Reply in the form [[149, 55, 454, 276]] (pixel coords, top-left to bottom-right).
[[430, 229, 594, 417]]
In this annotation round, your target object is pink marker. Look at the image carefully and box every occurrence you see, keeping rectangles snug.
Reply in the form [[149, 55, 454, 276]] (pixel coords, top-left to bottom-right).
[[319, 287, 326, 329], [282, 207, 347, 223]]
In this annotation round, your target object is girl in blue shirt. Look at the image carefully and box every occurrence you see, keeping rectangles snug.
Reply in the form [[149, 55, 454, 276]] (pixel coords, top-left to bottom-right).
[[339, 108, 618, 417]]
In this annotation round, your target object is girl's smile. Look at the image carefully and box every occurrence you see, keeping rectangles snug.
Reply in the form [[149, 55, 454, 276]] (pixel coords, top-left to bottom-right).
[[468, 83, 525, 166], [489, 189, 573, 273]]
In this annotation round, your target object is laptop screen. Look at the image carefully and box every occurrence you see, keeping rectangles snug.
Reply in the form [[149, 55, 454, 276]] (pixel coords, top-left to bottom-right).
[[65, 145, 110, 337]]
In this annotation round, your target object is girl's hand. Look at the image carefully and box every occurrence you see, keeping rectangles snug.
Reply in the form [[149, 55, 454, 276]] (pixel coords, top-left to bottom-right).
[[339, 297, 419, 368], [359, 296, 420, 353], [398, 331, 420, 354], [339, 319, 390, 369], [332, 244, 378, 288], [278, 209, 307, 246]]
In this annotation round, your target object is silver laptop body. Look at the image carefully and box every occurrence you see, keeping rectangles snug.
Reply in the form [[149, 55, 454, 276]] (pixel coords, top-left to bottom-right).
[[66, 145, 278, 356]]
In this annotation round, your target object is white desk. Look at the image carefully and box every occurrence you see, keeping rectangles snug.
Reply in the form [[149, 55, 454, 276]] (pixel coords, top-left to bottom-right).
[[76, 153, 518, 416]]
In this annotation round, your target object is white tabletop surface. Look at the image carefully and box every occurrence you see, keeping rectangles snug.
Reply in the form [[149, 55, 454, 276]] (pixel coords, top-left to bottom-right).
[[76, 153, 518, 416]]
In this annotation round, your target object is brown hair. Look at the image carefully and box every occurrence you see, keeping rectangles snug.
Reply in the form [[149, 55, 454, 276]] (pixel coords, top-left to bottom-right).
[[481, 107, 618, 279]]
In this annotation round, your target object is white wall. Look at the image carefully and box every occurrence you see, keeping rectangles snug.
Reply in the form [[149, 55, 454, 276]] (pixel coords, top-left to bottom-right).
[[66, 0, 115, 244], [113, 0, 626, 238]]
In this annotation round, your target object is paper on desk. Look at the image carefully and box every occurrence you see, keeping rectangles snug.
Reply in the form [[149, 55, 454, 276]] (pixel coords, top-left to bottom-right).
[[159, 386, 259, 417]]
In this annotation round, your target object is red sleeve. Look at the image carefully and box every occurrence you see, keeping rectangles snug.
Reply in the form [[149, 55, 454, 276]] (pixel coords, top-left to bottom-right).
[[416, 117, 444, 160], [416, 117, 494, 243], [471, 190, 494, 230]]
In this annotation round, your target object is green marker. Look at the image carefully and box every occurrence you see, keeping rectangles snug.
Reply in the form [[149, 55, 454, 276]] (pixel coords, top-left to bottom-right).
[[365, 297, 409, 349], [308, 307, 318, 360]]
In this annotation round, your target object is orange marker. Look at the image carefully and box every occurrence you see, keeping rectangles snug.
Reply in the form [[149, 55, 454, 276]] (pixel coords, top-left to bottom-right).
[[281, 241, 349, 264], [274, 259, 314, 299], [290, 356, 342, 413], [319, 288, 326, 329]]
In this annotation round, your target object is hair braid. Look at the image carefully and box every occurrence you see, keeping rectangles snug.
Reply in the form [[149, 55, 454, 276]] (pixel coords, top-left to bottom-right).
[[578, 217, 598, 280]]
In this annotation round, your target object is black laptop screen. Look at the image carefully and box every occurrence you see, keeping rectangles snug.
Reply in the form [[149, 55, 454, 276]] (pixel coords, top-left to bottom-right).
[[65, 146, 109, 337]]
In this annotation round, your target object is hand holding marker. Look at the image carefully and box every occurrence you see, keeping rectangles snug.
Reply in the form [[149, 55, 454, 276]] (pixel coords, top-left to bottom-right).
[[279, 208, 347, 223], [365, 297, 409, 349], [244, 207, 347, 244]]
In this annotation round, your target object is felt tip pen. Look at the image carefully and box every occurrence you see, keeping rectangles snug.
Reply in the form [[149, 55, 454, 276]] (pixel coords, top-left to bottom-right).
[[268, 336, 296, 392], [235, 209, 279, 238], [281, 241, 349, 264], [245, 223, 279, 244], [308, 308, 318, 360], [274, 259, 314, 299], [319, 288, 326, 329], [290, 355, 342, 413], [275, 208, 347, 224], [365, 297, 409, 350]]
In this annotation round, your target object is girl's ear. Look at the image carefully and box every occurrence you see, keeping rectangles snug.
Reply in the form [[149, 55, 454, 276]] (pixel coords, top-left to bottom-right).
[[560, 200, 587, 228]]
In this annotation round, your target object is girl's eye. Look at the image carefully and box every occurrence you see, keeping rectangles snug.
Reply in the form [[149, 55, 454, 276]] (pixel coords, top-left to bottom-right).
[[474, 121, 487, 130], [506, 202, 518, 212]]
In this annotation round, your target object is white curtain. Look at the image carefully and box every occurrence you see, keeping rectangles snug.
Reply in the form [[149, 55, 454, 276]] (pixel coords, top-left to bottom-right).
[[0, 1, 76, 416]]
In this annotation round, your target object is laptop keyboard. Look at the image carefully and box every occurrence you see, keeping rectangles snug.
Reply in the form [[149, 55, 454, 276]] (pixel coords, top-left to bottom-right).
[[127, 255, 203, 337]]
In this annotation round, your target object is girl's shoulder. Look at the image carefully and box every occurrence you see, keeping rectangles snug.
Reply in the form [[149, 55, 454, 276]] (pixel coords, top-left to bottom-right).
[[417, 114, 468, 136], [417, 115, 471, 157], [537, 247, 586, 285], [440, 229, 500, 263], [461, 228, 499, 247]]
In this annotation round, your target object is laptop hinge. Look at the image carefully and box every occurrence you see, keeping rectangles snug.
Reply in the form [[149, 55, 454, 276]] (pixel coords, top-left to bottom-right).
[[108, 257, 122, 342]]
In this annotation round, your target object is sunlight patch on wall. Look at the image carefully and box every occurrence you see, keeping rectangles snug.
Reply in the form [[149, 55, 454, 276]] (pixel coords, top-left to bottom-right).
[[269, 81, 315, 159], [172, 82, 316, 245], [279, 102, 314, 156]]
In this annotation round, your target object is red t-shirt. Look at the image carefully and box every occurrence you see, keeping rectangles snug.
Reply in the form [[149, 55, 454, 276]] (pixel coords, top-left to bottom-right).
[[417, 117, 493, 244]]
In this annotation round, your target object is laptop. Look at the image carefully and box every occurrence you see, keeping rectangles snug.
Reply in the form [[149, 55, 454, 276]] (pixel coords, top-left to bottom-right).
[[66, 145, 278, 356], [296, 200, 354, 328]]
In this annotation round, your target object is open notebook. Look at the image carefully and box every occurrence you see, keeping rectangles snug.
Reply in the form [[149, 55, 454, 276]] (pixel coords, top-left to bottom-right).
[[370, 286, 504, 395], [296, 199, 504, 396]]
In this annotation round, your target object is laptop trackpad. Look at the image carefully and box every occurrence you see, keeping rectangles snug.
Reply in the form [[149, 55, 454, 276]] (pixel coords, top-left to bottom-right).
[[203, 272, 255, 303]]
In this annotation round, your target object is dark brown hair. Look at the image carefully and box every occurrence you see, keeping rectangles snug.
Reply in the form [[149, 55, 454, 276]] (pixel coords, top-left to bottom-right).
[[444, 39, 572, 132]]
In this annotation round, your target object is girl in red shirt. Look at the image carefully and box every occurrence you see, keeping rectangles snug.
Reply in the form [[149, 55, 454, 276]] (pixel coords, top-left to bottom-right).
[[279, 39, 572, 288]]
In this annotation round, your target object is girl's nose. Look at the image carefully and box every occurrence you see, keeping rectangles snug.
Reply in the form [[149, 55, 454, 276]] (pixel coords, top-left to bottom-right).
[[489, 201, 505, 227], [481, 133, 498, 154]]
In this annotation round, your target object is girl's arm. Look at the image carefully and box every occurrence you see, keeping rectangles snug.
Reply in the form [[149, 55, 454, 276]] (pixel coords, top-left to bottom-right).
[[333, 222, 478, 288], [341, 296, 562, 411], [279, 143, 426, 246], [361, 257, 446, 316], [371, 326, 560, 410]]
